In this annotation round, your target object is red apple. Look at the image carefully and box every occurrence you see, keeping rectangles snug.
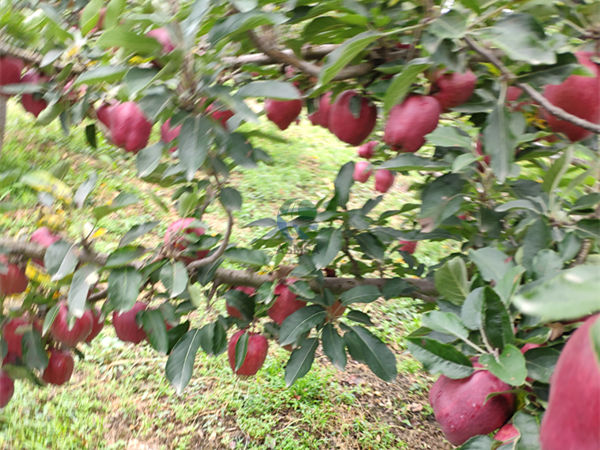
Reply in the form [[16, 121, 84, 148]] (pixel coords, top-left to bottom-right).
[[0, 371, 14, 408], [42, 348, 74, 386], [328, 90, 377, 146], [160, 118, 181, 153], [353, 161, 372, 183], [384, 95, 441, 152], [96, 102, 114, 128], [0, 255, 28, 296], [30, 227, 60, 267], [20, 70, 49, 118], [357, 140, 377, 159], [112, 301, 147, 344], [227, 330, 269, 376], [164, 218, 208, 262], [226, 286, 255, 319], [374, 169, 394, 193], [540, 314, 600, 449], [520, 342, 541, 354], [398, 240, 417, 254], [494, 423, 519, 443], [147, 28, 175, 54], [0, 56, 23, 96], [2, 317, 29, 358], [50, 302, 93, 347], [429, 369, 516, 445], [265, 98, 303, 130], [206, 104, 234, 129], [542, 51, 600, 142], [308, 92, 333, 128], [268, 282, 306, 325], [432, 70, 477, 111], [108, 102, 152, 153], [85, 308, 104, 343]]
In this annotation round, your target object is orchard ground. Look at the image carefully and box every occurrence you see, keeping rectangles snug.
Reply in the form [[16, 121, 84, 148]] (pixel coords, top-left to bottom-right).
[[0, 101, 453, 449]]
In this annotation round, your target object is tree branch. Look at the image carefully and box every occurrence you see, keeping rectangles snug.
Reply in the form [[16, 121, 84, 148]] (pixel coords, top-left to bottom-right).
[[222, 44, 340, 66], [464, 35, 600, 135], [186, 209, 234, 270]]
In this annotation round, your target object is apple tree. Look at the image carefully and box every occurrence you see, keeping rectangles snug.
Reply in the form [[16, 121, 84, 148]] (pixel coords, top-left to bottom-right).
[[0, 0, 599, 447]]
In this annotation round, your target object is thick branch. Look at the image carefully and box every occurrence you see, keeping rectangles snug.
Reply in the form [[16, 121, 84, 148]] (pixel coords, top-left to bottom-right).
[[464, 35, 600, 135]]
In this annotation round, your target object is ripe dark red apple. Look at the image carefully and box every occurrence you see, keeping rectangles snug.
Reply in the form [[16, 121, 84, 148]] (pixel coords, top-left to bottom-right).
[[226, 286, 256, 319], [96, 102, 114, 128], [85, 308, 104, 343], [384, 95, 441, 153], [164, 218, 208, 262], [108, 102, 152, 153], [308, 92, 333, 128], [265, 98, 303, 130], [540, 314, 600, 449], [268, 282, 306, 325], [112, 301, 147, 344], [147, 28, 175, 54], [0, 371, 14, 408], [542, 51, 600, 142], [429, 368, 516, 445], [227, 330, 268, 376], [328, 90, 377, 146], [30, 226, 60, 267], [42, 348, 74, 386], [353, 161, 372, 183], [432, 70, 477, 111], [50, 302, 93, 347], [0, 56, 23, 96], [357, 140, 377, 159], [160, 118, 181, 153], [0, 255, 28, 296], [374, 169, 394, 193], [2, 317, 29, 358], [206, 104, 234, 129], [20, 70, 49, 118], [398, 240, 417, 254], [494, 423, 518, 443]]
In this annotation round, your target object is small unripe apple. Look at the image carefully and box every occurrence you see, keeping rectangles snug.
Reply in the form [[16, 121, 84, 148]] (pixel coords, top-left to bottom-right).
[[268, 282, 305, 325], [112, 301, 148, 344], [265, 98, 303, 130], [164, 218, 208, 263], [357, 140, 377, 159], [50, 302, 94, 347], [374, 169, 394, 193], [42, 348, 74, 386], [30, 227, 60, 267], [85, 308, 104, 343], [353, 161, 372, 183], [0, 56, 23, 96], [432, 70, 477, 111], [398, 240, 417, 254], [494, 423, 518, 444], [2, 317, 29, 358], [160, 118, 181, 153], [0, 255, 28, 296], [147, 28, 175, 54], [329, 90, 377, 146], [429, 368, 516, 446], [20, 70, 49, 118], [384, 95, 441, 152], [540, 314, 600, 449], [308, 92, 333, 128], [227, 330, 269, 376], [108, 102, 152, 153], [206, 104, 234, 129], [0, 371, 14, 408]]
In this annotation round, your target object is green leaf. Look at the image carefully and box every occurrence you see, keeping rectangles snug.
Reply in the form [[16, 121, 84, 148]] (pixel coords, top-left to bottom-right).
[[469, 247, 514, 284], [224, 248, 269, 267], [225, 289, 255, 321], [285, 337, 318, 386], [460, 435, 495, 449], [198, 321, 227, 356], [46, 242, 78, 282], [355, 233, 385, 261], [108, 267, 143, 312], [422, 311, 469, 341], [209, 11, 287, 45], [234, 331, 249, 371], [514, 265, 600, 321], [105, 246, 146, 269], [344, 326, 397, 381], [522, 219, 551, 270], [141, 309, 168, 354], [74, 65, 128, 85], [318, 31, 381, 86], [482, 287, 513, 351], [429, 10, 468, 39], [380, 154, 448, 171], [67, 265, 99, 318], [340, 285, 381, 306], [483, 105, 522, 182], [220, 187, 242, 211], [22, 330, 48, 371], [383, 61, 430, 114], [513, 410, 541, 450], [406, 337, 473, 379], [322, 324, 346, 370], [21, 170, 72, 203], [434, 257, 469, 305], [333, 162, 354, 208], [427, 126, 472, 149], [93, 192, 139, 221], [74, 171, 97, 208], [165, 329, 202, 394], [312, 228, 342, 269], [420, 173, 465, 227], [137, 143, 163, 178], [479, 344, 527, 386], [524, 347, 560, 383], [160, 262, 189, 298], [279, 305, 327, 346], [119, 221, 160, 247], [42, 304, 60, 336], [96, 27, 162, 55], [179, 116, 212, 181], [237, 81, 300, 99], [461, 287, 485, 330], [80, 0, 104, 35]]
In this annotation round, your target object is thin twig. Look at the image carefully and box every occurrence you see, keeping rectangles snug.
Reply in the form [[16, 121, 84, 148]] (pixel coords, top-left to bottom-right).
[[186, 208, 234, 270]]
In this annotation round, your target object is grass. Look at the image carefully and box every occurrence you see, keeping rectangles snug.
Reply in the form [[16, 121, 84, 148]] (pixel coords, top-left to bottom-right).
[[0, 101, 451, 449]]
